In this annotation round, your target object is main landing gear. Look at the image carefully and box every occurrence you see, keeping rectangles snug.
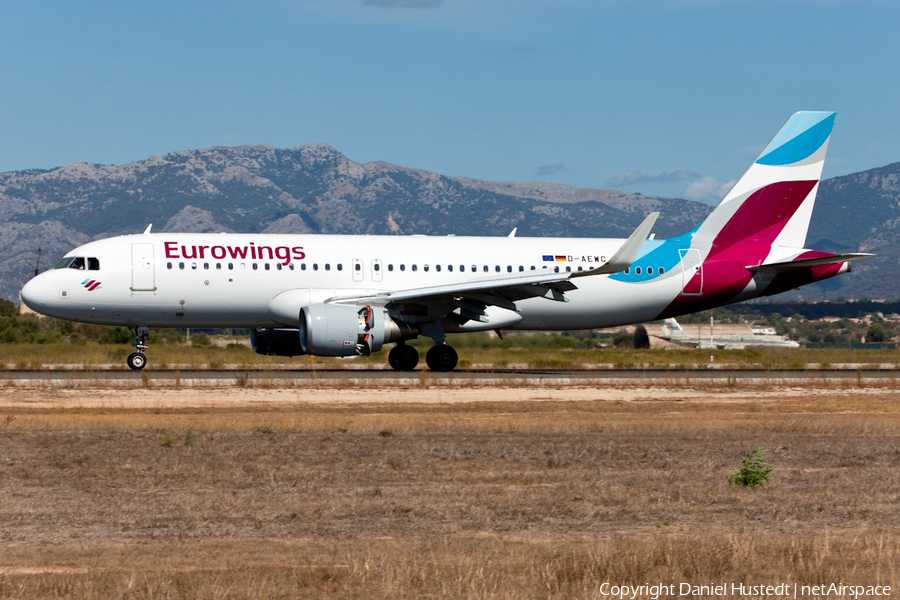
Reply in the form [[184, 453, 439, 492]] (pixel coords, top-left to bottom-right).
[[127, 326, 150, 370], [387, 342, 459, 372], [388, 343, 419, 371], [425, 344, 458, 372]]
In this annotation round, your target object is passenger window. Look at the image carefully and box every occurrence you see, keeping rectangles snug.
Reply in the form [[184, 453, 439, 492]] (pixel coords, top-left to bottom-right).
[[471, 265, 476, 273], [167, 262, 172, 270], [216, 263, 222, 270], [577, 266, 583, 272], [531, 266, 536, 270], [495, 265, 500, 273], [400, 264, 406, 272], [276, 263, 282, 271], [436, 265, 441, 272], [337, 264, 342, 271], [412, 264, 417, 272], [69, 257, 85, 270], [624, 267, 630, 274], [355, 263, 361, 271], [228, 263, 234, 270], [483, 265, 488, 272], [423, 265, 429, 272], [659, 267, 665, 275], [519, 266, 524, 272], [554, 266, 559, 273], [265, 263, 270, 270], [88, 257, 100, 270], [313, 264, 318, 271], [507, 266, 512, 273], [647, 267, 653, 275], [373, 263, 380, 272], [325, 264, 330, 271], [388, 264, 394, 272], [204, 263, 209, 270], [252, 263, 258, 270], [635, 267, 642, 275], [566, 266, 571, 272], [191, 262, 198, 270], [179, 262, 185, 270], [448, 265, 453, 272], [301, 263, 306, 271], [288, 264, 294, 271], [240, 263, 246, 270]]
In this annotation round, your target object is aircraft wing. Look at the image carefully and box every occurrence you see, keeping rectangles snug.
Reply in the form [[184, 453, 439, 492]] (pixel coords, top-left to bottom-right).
[[328, 212, 660, 324]]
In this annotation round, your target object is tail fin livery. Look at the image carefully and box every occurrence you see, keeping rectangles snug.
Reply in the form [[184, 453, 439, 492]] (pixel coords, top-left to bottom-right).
[[693, 111, 834, 253], [655, 111, 869, 319]]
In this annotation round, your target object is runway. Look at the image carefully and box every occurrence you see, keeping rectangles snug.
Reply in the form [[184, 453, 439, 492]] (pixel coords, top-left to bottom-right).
[[1, 366, 897, 381]]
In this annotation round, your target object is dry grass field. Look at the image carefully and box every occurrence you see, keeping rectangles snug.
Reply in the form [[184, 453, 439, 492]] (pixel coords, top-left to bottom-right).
[[1, 378, 899, 599]]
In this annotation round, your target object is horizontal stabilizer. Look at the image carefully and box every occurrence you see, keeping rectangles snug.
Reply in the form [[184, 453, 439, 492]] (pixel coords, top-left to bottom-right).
[[746, 253, 874, 273]]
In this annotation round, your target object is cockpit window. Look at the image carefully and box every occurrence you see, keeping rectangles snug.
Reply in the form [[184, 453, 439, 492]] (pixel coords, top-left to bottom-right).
[[54, 256, 99, 270]]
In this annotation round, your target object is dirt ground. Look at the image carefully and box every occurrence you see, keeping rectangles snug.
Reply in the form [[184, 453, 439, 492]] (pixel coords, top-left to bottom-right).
[[1, 381, 899, 598]]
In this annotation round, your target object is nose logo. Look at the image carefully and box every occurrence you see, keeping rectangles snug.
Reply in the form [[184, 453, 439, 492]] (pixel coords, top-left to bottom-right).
[[81, 279, 101, 291]]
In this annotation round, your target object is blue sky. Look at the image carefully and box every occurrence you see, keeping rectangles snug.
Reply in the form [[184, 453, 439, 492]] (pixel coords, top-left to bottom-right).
[[1, 0, 898, 203]]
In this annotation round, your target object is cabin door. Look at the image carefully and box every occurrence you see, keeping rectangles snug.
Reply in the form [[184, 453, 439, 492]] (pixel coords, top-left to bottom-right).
[[131, 243, 156, 292], [678, 248, 703, 296]]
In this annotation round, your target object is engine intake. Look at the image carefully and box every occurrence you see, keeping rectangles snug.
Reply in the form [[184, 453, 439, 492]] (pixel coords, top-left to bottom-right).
[[299, 304, 416, 357]]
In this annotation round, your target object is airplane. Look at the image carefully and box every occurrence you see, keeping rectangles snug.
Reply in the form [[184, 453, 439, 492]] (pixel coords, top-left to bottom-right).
[[20, 111, 872, 372], [657, 317, 800, 350]]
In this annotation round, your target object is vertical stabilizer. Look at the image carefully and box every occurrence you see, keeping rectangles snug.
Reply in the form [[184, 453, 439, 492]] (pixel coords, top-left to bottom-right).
[[693, 111, 835, 253]]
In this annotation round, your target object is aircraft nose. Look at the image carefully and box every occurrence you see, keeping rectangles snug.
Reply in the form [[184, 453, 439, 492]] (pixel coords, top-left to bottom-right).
[[20, 275, 49, 312]]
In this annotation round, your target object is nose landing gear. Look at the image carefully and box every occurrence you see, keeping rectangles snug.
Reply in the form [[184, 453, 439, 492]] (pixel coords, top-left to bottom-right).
[[127, 326, 150, 370]]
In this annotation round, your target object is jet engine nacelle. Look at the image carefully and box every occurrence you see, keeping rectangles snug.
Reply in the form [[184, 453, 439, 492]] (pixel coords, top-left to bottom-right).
[[251, 328, 305, 357], [299, 304, 416, 357]]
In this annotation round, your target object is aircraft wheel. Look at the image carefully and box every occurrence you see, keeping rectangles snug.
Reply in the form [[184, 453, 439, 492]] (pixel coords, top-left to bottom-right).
[[388, 344, 419, 371], [127, 352, 147, 371], [425, 344, 458, 372]]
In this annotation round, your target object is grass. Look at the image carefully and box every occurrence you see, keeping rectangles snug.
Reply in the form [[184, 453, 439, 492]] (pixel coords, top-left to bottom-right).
[[1, 338, 900, 371], [0, 387, 899, 597]]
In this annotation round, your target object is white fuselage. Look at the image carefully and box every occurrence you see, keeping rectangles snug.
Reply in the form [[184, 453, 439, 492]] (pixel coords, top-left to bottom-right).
[[22, 232, 687, 331]]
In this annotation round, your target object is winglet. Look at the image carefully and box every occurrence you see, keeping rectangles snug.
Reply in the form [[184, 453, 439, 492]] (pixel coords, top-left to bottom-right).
[[508, 228, 517, 238], [574, 212, 659, 277], [143, 224, 153, 234]]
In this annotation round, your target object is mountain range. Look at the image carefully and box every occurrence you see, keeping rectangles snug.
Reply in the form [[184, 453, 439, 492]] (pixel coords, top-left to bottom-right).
[[1, 144, 898, 303]]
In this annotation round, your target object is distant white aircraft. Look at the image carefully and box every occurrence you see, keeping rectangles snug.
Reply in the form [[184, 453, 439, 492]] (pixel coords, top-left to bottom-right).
[[21, 112, 870, 371], [657, 318, 800, 350]]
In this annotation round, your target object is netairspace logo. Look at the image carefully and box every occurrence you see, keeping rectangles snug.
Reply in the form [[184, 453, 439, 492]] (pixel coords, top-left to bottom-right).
[[598, 582, 891, 599]]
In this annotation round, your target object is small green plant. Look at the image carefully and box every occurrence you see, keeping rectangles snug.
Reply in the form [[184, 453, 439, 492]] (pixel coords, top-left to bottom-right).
[[159, 430, 177, 448], [184, 428, 197, 447], [729, 447, 774, 487]]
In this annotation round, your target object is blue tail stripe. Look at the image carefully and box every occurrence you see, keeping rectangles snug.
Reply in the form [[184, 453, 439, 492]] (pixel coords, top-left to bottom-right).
[[756, 112, 835, 166]]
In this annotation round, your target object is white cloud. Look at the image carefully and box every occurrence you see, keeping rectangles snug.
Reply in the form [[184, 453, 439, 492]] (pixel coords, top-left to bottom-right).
[[364, 0, 443, 7], [607, 168, 699, 187], [682, 176, 736, 204], [536, 163, 568, 177]]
